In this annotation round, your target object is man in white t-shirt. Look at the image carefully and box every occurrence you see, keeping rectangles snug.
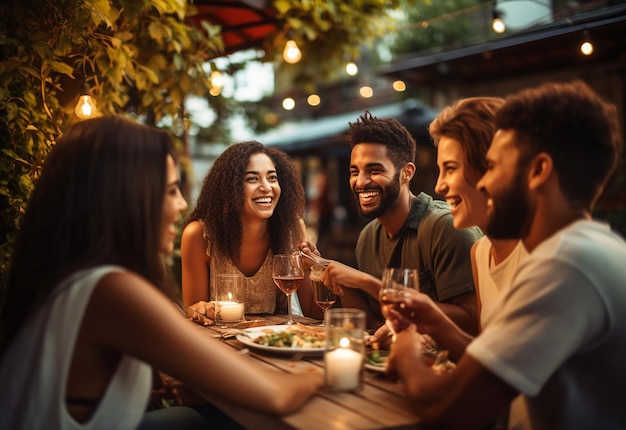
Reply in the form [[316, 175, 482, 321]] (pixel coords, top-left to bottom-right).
[[386, 80, 626, 429]]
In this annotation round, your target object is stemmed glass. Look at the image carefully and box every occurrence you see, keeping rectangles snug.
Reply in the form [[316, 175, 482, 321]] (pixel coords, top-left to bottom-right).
[[310, 264, 337, 325], [272, 253, 305, 325], [379, 268, 419, 341]]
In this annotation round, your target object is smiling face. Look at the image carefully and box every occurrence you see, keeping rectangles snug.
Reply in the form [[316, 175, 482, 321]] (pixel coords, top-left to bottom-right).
[[161, 155, 188, 254], [242, 152, 281, 221], [434, 136, 487, 230], [349, 143, 402, 219], [477, 129, 531, 240]]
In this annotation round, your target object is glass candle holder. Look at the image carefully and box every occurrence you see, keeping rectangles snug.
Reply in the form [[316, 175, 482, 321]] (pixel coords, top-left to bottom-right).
[[324, 308, 366, 392], [215, 274, 245, 324]]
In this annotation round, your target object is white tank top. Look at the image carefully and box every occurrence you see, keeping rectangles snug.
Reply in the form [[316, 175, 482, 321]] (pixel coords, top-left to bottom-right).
[[0, 265, 152, 430]]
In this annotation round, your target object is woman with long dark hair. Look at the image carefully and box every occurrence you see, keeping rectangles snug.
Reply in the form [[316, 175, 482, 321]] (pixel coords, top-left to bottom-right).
[[0, 117, 322, 429]]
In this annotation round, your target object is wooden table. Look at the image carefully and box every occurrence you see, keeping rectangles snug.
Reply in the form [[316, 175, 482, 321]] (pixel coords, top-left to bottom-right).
[[194, 313, 423, 430]]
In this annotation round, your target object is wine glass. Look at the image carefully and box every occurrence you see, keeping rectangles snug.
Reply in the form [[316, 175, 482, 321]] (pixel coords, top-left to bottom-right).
[[310, 264, 337, 325], [379, 268, 419, 341], [272, 253, 305, 325]]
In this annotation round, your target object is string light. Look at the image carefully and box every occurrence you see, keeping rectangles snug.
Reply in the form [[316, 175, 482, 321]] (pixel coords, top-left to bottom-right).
[[580, 30, 594, 56], [345, 61, 358, 76], [392, 80, 406, 92], [307, 94, 321, 106], [74, 82, 98, 120], [282, 97, 296, 110], [492, 7, 506, 33], [359, 86, 373, 98], [282, 39, 302, 64], [209, 70, 224, 96]]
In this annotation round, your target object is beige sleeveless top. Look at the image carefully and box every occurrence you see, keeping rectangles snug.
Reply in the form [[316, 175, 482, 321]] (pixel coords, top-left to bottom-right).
[[201, 222, 287, 314]]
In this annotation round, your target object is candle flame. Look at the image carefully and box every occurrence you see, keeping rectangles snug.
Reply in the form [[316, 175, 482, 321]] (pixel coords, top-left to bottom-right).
[[228, 292, 232, 301], [339, 337, 350, 348]]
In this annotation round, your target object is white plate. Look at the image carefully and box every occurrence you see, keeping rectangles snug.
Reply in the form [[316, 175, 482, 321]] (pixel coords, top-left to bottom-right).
[[236, 325, 325, 355]]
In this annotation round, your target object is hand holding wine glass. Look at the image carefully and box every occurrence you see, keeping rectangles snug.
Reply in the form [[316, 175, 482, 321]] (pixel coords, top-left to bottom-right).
[[310, 264, 337, 325], [273, 253, 305, 325], [379, 268, 419, 341]]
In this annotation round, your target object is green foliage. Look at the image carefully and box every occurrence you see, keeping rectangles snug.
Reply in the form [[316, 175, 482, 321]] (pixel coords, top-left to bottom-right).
[[389, 0, 494, 57], [271, 0, 418, 90], [0, 0, 420, 296], [0, 0, 224, 292]]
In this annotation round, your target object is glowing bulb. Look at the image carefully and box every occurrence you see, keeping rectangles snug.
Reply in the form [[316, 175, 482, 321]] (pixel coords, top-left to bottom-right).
[[359, 86, 373, 98], [580, 41, 593, 56], [210, 70, 224, 90], [282, 97, 295, 110], [392, 80, 406, 92], [492, 17, 505, 33], [580, 31, 594, 56], [345, 61, 358, 76], [74, 94, 97, 120], [282, 39, 302, 64], [307, 94, 321, 106]]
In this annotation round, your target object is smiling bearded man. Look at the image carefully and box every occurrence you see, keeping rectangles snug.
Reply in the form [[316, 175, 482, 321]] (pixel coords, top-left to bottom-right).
[[318, 111, 483, 333]]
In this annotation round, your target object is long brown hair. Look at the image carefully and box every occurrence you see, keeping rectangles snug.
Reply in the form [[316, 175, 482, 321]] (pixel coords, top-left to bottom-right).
[[185, 141, 305, 262], [1, 116, 178, 356]]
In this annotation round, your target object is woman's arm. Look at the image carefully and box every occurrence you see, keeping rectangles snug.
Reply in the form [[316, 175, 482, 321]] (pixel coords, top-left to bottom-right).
[[180, 221, 211, 308], [84, 271, 323, 415]]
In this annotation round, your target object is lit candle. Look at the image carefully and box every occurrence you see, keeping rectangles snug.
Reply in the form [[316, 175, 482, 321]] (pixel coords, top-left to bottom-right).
[[325, 337, 363, 391], [217, 301, 244, 322]]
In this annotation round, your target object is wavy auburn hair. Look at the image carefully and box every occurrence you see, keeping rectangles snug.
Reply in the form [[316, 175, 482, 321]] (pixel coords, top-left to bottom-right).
[[429, 97, 505, 177]]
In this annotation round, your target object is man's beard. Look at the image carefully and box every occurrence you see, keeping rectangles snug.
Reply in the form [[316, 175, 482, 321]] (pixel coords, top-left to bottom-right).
[[354, 172, 401, 220], [485, 169, 530, 240]]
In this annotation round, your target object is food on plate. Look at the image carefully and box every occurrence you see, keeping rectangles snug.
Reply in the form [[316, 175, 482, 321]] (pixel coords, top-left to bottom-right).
[[431, 359, 456, 375], [252, 323, 325, 348], [365, 344, 456, 374], [365, 348, 388, 369]]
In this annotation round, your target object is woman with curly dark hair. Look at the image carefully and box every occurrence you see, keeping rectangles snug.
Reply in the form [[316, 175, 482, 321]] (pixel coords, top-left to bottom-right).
[[181, 141, 315, 317]]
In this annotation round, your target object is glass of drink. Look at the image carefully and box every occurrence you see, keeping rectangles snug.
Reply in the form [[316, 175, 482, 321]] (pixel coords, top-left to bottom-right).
[[379, 268, 419, 340], [272, 253, 305, 325], [310, 264, 337, 325]]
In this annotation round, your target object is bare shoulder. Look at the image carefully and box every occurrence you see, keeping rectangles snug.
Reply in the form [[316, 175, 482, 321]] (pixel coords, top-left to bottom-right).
[[92, 271, 163, 309], [181, 220, 209, 255], [181, 220, 205, 241]]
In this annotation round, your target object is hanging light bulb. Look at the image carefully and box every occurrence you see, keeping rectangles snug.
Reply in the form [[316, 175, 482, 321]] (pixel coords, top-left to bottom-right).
[[345, 61, 358, 76], [580, 30, 594, 56], [74, 83, 98, 120], [491, 6, 505, 33], [209, 70, 224, 96], [210, 70, 224, 90], [282, 39, 302, 64]]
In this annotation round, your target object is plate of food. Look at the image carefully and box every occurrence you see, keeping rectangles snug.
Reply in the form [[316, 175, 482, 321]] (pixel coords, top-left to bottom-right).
[[365, 348, 389, 372], [236, 323, 325, 355]]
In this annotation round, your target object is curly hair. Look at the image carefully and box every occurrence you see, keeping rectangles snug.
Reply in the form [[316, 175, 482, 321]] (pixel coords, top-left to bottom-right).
[[185, 141, 305, 262], [348, 111, 416, 169], [496, 80, 623, 209], [429, 97, 504, 176]]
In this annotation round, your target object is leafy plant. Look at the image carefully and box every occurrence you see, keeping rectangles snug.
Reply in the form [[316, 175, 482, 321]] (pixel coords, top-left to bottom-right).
[[0, 0, 419, 297], [0, 0, 224, 292]]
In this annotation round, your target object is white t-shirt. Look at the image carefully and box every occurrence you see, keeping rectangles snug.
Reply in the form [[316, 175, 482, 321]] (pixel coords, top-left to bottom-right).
[[474, 237, 528, 328], [467, 220, 626, 430], [0, 266, 152, 430]]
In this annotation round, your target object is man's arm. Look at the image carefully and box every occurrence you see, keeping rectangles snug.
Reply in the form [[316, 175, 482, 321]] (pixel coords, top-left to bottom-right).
[[439, 292, 478, 336], [388, 328, 518, 429]]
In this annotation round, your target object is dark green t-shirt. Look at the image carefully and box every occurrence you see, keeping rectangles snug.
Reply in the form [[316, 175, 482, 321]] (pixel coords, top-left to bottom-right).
[[355, 192, 483, 324]]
